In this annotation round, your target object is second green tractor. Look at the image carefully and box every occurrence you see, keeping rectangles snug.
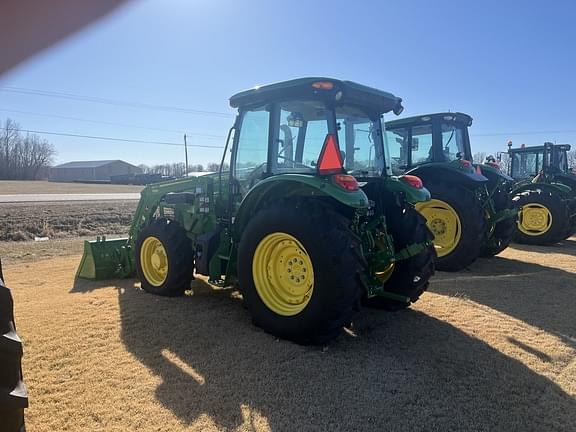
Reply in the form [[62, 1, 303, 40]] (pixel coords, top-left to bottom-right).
[[385, 113, 517, 271]]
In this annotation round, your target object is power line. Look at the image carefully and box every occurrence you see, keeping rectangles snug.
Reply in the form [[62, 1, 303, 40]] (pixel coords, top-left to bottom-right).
[[0, 126, 224, 149], [0, 108, 226, 139], [4, 86, 574, 137], [0, 86, 234, 118]]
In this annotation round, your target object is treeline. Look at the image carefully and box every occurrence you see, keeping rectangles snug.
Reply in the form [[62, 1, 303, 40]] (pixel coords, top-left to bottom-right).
[[138, 162, 229, 177], [0, 119, 56, 180]]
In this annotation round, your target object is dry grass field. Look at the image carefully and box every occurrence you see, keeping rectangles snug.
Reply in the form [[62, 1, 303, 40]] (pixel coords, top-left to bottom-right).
[[0, 201, 137, 241], [0, 180, 144, 194], [3, 239, 576, 431]]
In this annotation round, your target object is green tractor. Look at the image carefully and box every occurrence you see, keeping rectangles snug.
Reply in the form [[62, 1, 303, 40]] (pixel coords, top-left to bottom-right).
[[76, 78, 436, 344], [385, 113, 517, 271], [505, 141, 576, 244]]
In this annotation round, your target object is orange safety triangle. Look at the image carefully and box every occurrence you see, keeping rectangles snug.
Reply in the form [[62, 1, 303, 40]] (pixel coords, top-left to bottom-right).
[[318, 134, 343, 174]]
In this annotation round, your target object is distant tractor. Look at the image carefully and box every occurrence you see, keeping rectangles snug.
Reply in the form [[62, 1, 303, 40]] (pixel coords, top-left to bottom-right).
[[505, 142, 576, 244], [77, 78, 436, 345], [385, 113, 517, 271]]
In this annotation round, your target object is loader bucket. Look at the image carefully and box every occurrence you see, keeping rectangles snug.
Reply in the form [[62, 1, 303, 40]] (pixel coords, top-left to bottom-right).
[[76, 236, 133, 280]]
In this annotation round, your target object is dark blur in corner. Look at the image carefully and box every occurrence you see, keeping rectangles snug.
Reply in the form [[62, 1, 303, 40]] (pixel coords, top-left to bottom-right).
[[0, 0, 129, 75], [0, 2, 129, 430]]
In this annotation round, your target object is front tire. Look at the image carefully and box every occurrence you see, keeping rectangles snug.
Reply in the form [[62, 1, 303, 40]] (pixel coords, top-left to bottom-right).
[[416, 183, 485, 271], [238, 200, 363, 345], [135, 218, 193, 296]]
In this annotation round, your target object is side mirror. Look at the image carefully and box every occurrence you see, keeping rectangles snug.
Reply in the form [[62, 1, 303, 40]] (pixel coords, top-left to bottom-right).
[[393, 101, 404, 116]]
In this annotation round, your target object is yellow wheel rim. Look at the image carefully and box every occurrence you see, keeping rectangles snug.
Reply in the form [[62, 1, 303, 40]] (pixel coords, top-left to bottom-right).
[[252, 232, 314, 316], [518, 204, 552, 236], [140, 236, 169, 286], [416, 199, 462, 258]]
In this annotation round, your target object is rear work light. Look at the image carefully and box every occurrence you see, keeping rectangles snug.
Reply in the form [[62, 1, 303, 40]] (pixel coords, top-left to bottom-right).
[[317, 134, 344, 175], [400, 175, 423, 189], [332, 174, 359, 191]]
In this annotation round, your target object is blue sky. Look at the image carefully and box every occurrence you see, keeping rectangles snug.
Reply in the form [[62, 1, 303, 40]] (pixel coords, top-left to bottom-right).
[[1, 0, 575, 166]]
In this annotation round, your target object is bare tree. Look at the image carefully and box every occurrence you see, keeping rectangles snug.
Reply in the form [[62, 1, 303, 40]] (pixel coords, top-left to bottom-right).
[[473, 152, 486, 164], [137, 161, 228, 176], [206, 162, 220, 172], [188, 164, 204, 173], [0, 118, 56, 180], [137, 163, 150, 173], [498, 153, 511, 175], [567, 149, 576, 169]]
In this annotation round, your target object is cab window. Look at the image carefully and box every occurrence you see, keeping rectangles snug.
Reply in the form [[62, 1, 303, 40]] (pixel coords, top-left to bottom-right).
[[234, 108, 269, 182], [411, 125, 434, 165], [441, 124, 466, 161], [512, 152, 540, 178], [385, 127, 409, 175]]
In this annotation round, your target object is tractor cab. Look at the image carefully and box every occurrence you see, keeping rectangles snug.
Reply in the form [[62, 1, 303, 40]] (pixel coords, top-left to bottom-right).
[[226, 78, 432, 224], [228, 78, 405, 190], [385, 112, 474, 175], [508, 142, 572, 180]]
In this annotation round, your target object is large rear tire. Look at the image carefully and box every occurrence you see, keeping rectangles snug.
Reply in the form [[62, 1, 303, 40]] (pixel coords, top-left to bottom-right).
[[512, 189, 571, 245], [365, 206, 435, 311], [416, 183, 485, 271], [238, 200, 363, 345], [135, 218, 193, 296]]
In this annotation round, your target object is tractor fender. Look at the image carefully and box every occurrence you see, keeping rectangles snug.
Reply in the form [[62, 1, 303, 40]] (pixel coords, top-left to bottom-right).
[[553, 173, 576, 194], [233, 174, 369, 238], [406, 164, 488, 189], [478, 163, 514, 183], [381, 176, 431, 204], [477, 164, 514, 194], [513, 182, 572, 198]]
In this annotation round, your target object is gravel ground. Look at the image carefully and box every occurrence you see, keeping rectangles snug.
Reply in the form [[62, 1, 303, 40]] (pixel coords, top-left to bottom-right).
[[2, 238, 575, 431]]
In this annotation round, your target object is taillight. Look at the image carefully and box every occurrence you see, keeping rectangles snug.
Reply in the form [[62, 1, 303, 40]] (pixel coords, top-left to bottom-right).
[[317, 134, 344, 175], [332, 174, 359, 191], [312, 81, 334, 90], [400, 175, 423, 189], [459, 159, 472, 168]]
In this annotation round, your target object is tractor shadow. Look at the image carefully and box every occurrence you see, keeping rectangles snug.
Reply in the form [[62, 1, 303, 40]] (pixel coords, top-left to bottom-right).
[[114, 277, 576, 431], [432, 256, 576, 346], [71, 276, 129, 293], [507, 237, 576, 257]]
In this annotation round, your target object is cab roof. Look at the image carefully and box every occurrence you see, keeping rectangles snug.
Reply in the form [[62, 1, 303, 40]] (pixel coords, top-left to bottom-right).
[[510, 143, 571, 153], [387, 112, 473, 128], [229, 77, 403, 116]]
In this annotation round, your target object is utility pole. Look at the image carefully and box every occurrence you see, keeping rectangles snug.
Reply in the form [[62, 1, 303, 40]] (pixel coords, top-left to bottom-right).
[[184, 134, 189, 177]]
